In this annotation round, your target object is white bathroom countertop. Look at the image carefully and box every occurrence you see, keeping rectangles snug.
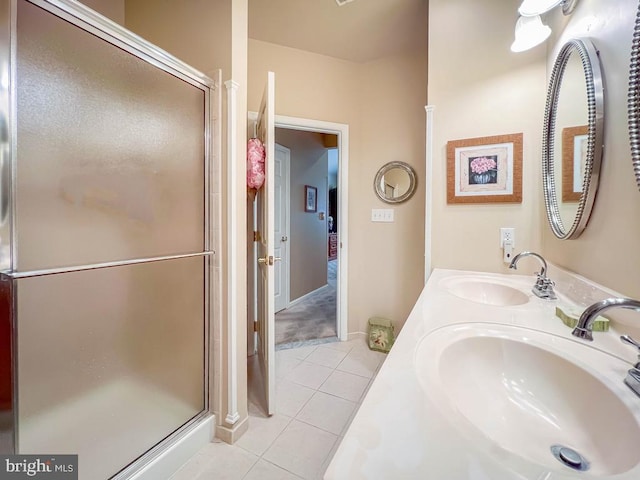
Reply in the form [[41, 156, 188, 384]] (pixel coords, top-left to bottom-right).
[[324, 267, 640, 480]]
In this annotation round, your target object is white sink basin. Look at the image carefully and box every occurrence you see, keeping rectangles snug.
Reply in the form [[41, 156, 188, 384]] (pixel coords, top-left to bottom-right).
[[415, 323, 640, 476], [441, 276, 529, 306]]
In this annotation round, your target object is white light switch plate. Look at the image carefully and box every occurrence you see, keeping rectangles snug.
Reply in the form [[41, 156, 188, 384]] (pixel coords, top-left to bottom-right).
[[372, 208, 394, 222]]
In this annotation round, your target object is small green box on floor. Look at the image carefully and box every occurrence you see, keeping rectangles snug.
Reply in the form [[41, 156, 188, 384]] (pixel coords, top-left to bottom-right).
[[368, 316, 395, 353]]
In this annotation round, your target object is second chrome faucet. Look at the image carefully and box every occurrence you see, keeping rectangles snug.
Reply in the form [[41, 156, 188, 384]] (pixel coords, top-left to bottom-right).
[[508, 251, 557, 300], [571, 297, 640, 398], [572, 297, 640, 341]]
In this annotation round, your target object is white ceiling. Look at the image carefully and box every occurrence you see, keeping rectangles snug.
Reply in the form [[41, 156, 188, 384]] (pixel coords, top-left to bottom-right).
[[248, 0, 428, 63]]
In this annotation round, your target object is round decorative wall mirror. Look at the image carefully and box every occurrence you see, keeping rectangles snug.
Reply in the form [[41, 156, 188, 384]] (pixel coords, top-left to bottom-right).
[[374, 161, 417, 204], [542, 38, 604, 239]]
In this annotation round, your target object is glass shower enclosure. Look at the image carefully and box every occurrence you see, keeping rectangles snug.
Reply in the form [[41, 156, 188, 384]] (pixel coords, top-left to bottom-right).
[[0, 0, 214, 478]]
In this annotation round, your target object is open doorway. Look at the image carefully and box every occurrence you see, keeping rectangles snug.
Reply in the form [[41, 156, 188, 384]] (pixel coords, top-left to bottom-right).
[[269, 115, 349, 347], [273, 129, 339, 348]]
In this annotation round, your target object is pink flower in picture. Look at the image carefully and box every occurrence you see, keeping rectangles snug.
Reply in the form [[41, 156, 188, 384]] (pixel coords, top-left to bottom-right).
[[469, 156, 497, 174]]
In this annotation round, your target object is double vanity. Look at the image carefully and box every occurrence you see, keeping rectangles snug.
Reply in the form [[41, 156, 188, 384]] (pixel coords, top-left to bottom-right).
[[326, 266, 640, 479]]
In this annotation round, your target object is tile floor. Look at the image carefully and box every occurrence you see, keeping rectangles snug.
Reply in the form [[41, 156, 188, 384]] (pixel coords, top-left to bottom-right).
[[170, 337, 386, 480]]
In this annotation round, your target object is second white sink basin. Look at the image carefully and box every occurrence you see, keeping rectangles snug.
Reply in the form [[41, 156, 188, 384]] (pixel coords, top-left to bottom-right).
[[441, 276, 529, 306], [415, 323, 640, 476]]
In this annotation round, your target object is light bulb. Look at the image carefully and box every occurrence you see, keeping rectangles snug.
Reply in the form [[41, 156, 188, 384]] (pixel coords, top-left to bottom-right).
[[510, 15, 552, 53], [518, 0, 564, 17]]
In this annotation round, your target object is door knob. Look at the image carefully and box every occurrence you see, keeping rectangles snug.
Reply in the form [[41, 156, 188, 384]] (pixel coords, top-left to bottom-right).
[[281, 236, 288, 242]]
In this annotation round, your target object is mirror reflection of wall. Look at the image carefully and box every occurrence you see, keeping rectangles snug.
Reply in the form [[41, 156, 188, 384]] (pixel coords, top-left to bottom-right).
[[554, 50, 588, 228], [381, 167, 411, 199]]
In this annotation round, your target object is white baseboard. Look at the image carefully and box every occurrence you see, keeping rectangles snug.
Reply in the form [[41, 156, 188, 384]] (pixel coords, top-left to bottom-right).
[[347, 331, 366, 341], [128, 415, 214, 480], [288, 284, 329, 308], [215, 415, 249, 444]]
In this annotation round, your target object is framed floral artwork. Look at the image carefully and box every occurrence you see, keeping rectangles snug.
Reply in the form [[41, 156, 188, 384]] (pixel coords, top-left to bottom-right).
[[446, 133, 523, 204], [562, 125, 588, 202]]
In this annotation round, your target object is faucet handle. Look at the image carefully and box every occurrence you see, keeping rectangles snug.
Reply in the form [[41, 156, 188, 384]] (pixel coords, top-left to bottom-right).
[[533, 275, 556, 300], [621, 335, 640, 351], [536, 273, 554, 285], [621, 335, 640, 368]]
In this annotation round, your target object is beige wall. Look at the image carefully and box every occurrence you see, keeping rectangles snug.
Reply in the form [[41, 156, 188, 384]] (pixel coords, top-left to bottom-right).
[[541, 0, 640, 301], [428, 0, 547, 274], [81, 0, 124, 24], [249, 40, 427, 332], [125, 0, 231, 76], [275, 129, 329, 301], [249, 40, 361, 124], [355, 53, 427, 332]]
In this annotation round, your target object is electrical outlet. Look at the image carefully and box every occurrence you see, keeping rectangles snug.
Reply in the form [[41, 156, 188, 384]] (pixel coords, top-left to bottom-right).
[[500, 227, 515, 263], [500, 228, 515, 248]]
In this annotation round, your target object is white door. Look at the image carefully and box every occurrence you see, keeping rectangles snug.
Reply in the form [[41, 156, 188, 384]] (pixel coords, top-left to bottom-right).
[[256, 71, 276, 415], [274, 144, 290, 313]]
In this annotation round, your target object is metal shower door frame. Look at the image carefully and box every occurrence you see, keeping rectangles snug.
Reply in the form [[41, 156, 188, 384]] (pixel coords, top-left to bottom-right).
[[0, 1, 216, 475]]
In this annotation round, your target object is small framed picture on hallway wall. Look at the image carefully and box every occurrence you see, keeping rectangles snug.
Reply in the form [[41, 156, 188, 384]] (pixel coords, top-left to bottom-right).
[[305, 185, 317, 212]]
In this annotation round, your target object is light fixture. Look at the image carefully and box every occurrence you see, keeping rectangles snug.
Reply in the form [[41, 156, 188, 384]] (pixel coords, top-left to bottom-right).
[[510, 15, 552, 52], [518, 0, 579, 17]]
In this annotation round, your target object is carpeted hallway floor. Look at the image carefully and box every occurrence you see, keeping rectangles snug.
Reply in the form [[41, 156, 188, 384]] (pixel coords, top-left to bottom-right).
[[275, 260, 337, 347]]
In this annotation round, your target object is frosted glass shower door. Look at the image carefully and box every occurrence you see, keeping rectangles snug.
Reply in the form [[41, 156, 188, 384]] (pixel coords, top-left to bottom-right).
[[17, 257, 206, 479], [2, 0, 214, 478], [15, 0, 206, 272]]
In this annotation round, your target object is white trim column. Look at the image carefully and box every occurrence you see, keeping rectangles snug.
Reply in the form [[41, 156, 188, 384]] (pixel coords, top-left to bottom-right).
[[224, 79, 240, 426], [425, 105, 435, 284]]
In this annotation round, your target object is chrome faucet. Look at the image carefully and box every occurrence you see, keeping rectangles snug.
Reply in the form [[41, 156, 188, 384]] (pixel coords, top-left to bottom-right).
[[572, 297, 640, 341], [508, 251, 556, 300], [572, 297, 640, 398]]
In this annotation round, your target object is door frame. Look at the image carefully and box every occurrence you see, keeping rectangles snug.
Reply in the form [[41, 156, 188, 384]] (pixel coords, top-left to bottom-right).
[[274, 115, 349, 342], [247, 113, 349, 342]]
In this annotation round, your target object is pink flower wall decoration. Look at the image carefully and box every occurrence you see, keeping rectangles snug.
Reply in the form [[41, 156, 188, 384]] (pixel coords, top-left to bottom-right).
[[247, 138, 265, 189]]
